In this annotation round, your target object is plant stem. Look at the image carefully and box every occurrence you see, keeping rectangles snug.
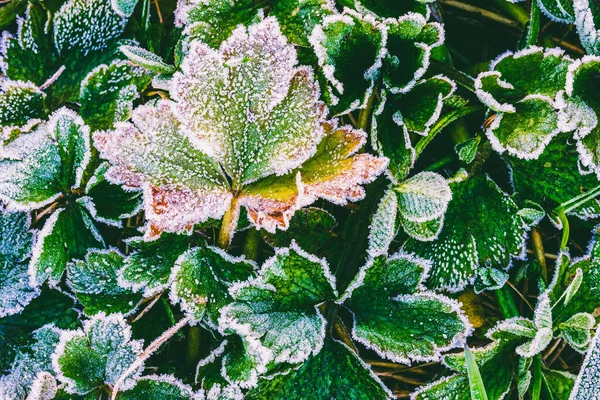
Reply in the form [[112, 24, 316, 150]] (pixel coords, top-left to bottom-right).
[[495, 285, 520, 319], [242, 228, 261, 261], [357, 92, 376, 131], [218, 197, 240, 250], [524, 0, 541, 47], [414, 106, 484, 157], [492, 0, 529, 26], [424, 155, 455, 172], [430, 59, 477, 93], [531, 227, 547, 283], [531, 355, 543, 400], [185, 326, 203, 372], [561, 185, 600, 214], [557, 209, 570, 252]]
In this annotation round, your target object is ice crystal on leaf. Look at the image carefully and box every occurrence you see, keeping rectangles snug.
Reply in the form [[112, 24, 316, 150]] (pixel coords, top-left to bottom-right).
[[571, 325, 600, 400], [475, 46, 572, 160], [0, 80, 46, 143], [52, 312, 143, 394], [0, 324, 61, 400], [246, 339, 393, 399], [574, 0, 600, 55], [0, 209, 38, 318], [340, 252, 472, 365], [116, 375, 198, 400], [218, 242, 337, 367], [537, 0, 575, 23], [95, 18, 387, 241], [0, 109, 141, 286], [403, 174, 529, 292]]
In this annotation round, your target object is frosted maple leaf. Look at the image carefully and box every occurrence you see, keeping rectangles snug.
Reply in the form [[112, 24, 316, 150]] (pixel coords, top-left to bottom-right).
[[94, 18, 387, 243]]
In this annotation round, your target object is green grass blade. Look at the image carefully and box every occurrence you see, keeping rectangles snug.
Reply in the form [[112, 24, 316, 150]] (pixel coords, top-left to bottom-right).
[[464, 343, 489, 400]]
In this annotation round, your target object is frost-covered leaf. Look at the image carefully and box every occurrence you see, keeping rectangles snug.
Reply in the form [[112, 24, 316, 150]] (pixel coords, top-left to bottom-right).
[[558, 56, 600, 178], [456, 136, 481, 164], [80, 60, 153, 130], [475, 47, 571, 159], [517, 200, 546, 226], [270, 0, 335, 55], [403, 174, 527, 292], [574, 0, 600, 55], [219, 242, 337, 367], [570, 325, 600, 399], [67, 249, 142, 316], [394, 171, 452, 241], [27, 372, 57, 400], [2, 0, 135, 103], [508, 137, 600, 221], [412, 340, 515, 400], [538, 0, 574, 23], [82, 162, 143, 227], [111, 0, 139, 17], [29, 204, 105, 286], [0, 108, 90, 209], [119, 233, 191, 298], [0, 210, 38, 318], [367, 189, 400, 257], [558, 312, 595, 352], [342, 253, 471, 364], [541, 367, 575, 400], [372, 77, 455, 182], [176, 0, 260, 47], [116, 374, 196, 400], [52, 312, 143, 394], [262, 207, 337, 255], [96, 19, 387, 239], [119, 45, 176, 74], [170, 245, 256, 328], [0, 324, 61, 400], [383, 15, 445, 94], [246, 339, 392, 400], [309, 9, 386, 115], [0, 80, 46, 142]]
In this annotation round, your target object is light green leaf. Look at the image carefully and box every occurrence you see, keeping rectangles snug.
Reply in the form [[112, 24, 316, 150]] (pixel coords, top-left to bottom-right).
[[67, 249, 142, 316], [119, 233, 191, 298], [119, 45, 176, 74], [0, 210, 38, 318], [170, 245, 256, 328], [367, 189, 399, 257], [219, 242, 337, 366], [558, 312, 595, 352], [455, 136, 481, 164], [246, 339, 392, 400], [404, 174, 527, 292], [342, 253, 470, 364], [464, 344, 489, 400], [52, 312, 143, 394]]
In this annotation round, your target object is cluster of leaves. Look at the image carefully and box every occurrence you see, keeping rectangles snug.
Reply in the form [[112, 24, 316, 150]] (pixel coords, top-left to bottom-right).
[[1, 0, 600, 398]]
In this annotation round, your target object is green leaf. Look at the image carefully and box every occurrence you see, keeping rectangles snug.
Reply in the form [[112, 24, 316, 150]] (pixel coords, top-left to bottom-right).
[[82, 162, 143, 227], [541, 367, 575, 400], [111, 0, 139, 17], [119, 45, 176, 74], [52, 312, 143, 394], [404, 174, 527, 292], [355, 0, 431, 18], [80, 60, 153, 130], [67, 249, 142, 316], [0, 80, 47, 142], [538, 0, 574, 23], [176, 0, 260, 48], [455, 136, 481, 164], [29, 204, 105, 286], [0, 108, 91, 209], [28, 371, 58, 400], [475, 47, 571, 159], [464, 344, 489, 400], [574, 0, 600, 55], [383, 15, 445, 94], [170, 245, 256, 328], [270, 0, 335, 50], [342, 253, 470, 364], [219, 242, 337, 367], [0, 324, 61, 400], [367, 188, 400, 257], [413, 340, 515, 400], [116, 375, 195, 399], [507, 137, 600, 221], [246, 339, 392, 400], [558, 312, 595, 352], [0, 210, 38, 318], [118, 233, 191, 298], [309, 9, 386, 115], [262, 207, 337, 256], [95, 19, 387, 238], [570, 325, 600, 399]]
